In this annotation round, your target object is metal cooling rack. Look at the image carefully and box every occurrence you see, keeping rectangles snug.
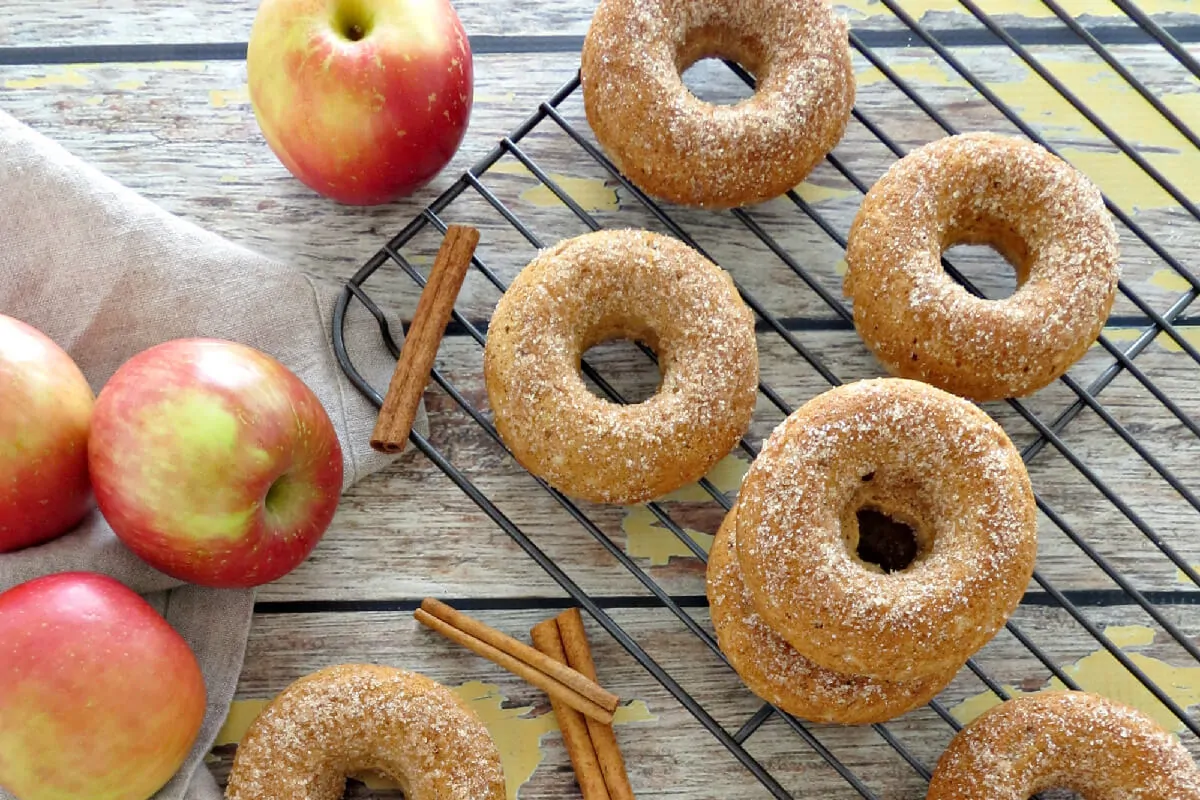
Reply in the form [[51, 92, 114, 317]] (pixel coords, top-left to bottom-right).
[[333, 3, 1200, 797]]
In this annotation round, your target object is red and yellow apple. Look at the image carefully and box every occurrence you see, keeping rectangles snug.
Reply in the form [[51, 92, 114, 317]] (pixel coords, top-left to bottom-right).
[[88, 339, 344, 588], [0, 572, 206, 800], [246, 0, 474, 205], [0, 315, 95, 553]]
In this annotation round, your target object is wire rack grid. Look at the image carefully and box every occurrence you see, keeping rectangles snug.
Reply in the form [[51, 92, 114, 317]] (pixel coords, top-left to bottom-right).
[[333, 4, 1200, 798]]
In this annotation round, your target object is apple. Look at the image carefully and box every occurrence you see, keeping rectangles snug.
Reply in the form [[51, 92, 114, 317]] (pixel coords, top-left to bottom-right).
[[0, 572, 206, 800], [246, 0, 474, 205], [88, 338, 344, 588], [0, 315, 95, 553]]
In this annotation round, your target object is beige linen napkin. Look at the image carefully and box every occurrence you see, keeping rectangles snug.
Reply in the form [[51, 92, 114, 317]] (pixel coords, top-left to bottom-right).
[[0, 108, 423, 798]]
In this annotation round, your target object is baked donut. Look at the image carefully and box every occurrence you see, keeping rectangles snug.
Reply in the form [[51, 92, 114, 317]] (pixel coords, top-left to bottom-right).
[[736, 378, 1038, 683], [483, 230, 758, 505], [927, 691, 1200, 799], [580, 0, 855, 208], [844, 132, 1120, 402], [225, 664, 506, 800], [707, 503, 959, 724]]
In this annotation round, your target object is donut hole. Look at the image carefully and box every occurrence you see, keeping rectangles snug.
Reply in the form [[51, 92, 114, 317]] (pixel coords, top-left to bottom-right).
[[854, 508, 920, 573], [580, 337, 663, 403], [680, 58, 756, 105], [675, 26, 763, 106], [942, 244, 1023, 299]]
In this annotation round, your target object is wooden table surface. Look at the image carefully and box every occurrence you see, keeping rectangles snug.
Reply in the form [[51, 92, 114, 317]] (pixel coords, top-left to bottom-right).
[[5, 1, 1200, 797]]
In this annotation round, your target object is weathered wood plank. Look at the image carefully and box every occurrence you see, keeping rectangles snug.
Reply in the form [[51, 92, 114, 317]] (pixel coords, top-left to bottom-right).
[[210, 604, 1200, 797], [4, 0, 1199, 46], [5, 46, 1198, 601], [259, 326, 1200, 603], [3, 45, 1198, 322]]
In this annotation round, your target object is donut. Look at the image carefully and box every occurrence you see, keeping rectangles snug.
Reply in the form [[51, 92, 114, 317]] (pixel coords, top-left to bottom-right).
[[580, 0, 856, 208], [736, 378, 1038, 683], [844, 132, 1120, 402], [483, 229, 758, 505], [225, 664, 506, 800], [927, 691, 1200, 799], [707, 503, 959, 724]]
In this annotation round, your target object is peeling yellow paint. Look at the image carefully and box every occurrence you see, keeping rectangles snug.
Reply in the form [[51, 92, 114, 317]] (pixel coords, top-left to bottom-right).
[[98, 61, 207, 72], [1104, 625, 1157, 648], [1177, 564, 1200, 585], [622, 456, 750, 565], [82, 95, 104, 106], [219, 175, 240, 184], [794, 182, 857, 204], [490, 161, 619, 212], [4, 70, 91, 90], [1055, 147, 1187, 212], [950, 625, 1200, 734], [848, 50, 1200, 213], [210, 86, 250, 109], [834, 258, 848, 277], [114, 79, 145, 91], [1150, 269, 1193, 294], [836, 0, 1193, 21], [477, 91, 517, 103], [856, 60, 955, 88], [215, 680, 654, 799], [1096, 326, 1200, 355]]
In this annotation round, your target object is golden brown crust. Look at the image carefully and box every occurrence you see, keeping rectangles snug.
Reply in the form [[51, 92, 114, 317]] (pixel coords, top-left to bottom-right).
[[844, 132, 1120, 401], [707, 504, 958, 725], [580, 0, 855, 208], [927, 691, 1200, 799], [736, 378, 1038, 683], [225, 664, 506, 800], [483, 229, 759, 505]]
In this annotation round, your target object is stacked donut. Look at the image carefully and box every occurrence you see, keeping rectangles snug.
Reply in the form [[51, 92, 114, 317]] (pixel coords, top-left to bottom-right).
[[708, 378, 1040, 724]]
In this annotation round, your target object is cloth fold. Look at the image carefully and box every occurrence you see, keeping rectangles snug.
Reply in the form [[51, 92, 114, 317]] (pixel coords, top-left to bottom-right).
[[0, 108, 422, 798]]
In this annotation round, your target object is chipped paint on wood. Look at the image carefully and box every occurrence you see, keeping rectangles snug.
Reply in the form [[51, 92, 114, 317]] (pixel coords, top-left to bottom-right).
[[949, 625, 1200, 734], [210, 86, 250, 108], [1150, 269, 1193, 293], [1101, 326, 1200, 354], [4, 69, 91, 89], [837, 0, 1195, 21], [622, 456, 749, 565], [490, 161, 619, 212]]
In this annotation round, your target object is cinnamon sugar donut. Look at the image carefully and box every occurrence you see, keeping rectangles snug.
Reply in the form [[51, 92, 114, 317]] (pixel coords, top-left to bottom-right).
[[927, 691, 1200, 799], [844, 133, 1120, 402], [483, 230, 758, 505], [580, 0, 855, 208], [736, 378, 1038, 683], [707, 503, 959, 725], [226, 664, 505, 800]]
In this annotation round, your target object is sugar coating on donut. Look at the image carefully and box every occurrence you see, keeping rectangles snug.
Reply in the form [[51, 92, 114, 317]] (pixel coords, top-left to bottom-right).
[[927, 691, 1200, 799], [844, 132, 1120, 401], [226, 664, 506, 800], [708, 503, 959, 724], [581, 0, 856, 208], [736, 378, 1038, 683], [484, 229, 758, 504]]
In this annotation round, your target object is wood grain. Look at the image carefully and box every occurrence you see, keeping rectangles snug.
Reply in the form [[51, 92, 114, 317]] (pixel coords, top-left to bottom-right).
[[3, 1, 1198, 46], [6, 46, 1190, 599], [8, 7, 1200, 796], [213, 604, 1200, 797]]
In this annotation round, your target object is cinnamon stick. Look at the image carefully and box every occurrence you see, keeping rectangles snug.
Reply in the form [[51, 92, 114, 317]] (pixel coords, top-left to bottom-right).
[[531, 619, 611, 800], [369, 224, 480, 453], [558, 608, 636, 800], [414, 600, 617, 725]]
